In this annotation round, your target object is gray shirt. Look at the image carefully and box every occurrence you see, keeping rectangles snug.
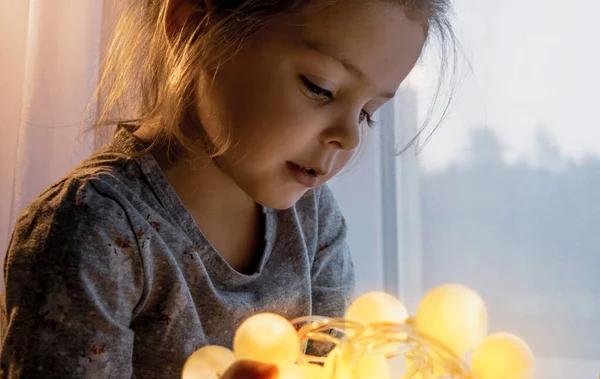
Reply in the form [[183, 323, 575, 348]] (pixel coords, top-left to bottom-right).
[[0, 126, 355, 379]]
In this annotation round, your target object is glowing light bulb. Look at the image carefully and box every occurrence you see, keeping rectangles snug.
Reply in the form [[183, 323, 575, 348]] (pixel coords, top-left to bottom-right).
[[346, 292, 409, 325], [181, 345, 235, 379], [471, 333, 534, 379], [233, 312, 300, 367], [324, 347, 391, 379], [415, 284, 488, 354], [345, 292, 409, 338]]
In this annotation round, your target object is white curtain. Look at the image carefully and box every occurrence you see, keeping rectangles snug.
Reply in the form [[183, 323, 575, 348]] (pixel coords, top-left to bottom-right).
[[0, 0, 119, 290]]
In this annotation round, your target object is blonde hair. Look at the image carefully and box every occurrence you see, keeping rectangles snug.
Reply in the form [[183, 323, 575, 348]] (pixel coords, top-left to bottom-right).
[[90, 0, 456, 156]]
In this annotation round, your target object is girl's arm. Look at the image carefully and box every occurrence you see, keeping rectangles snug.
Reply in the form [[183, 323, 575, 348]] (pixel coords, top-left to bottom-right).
[[310, 185, 356, 319], [1, 179, 143, 378]]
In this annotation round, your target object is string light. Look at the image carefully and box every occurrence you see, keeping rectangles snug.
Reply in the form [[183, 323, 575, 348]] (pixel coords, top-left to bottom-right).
[[181, 284, 534, 379], [293, 316, 472, 379]]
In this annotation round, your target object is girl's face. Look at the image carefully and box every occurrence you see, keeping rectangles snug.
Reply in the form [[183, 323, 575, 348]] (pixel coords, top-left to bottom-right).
[[195, 0, 426, 209]]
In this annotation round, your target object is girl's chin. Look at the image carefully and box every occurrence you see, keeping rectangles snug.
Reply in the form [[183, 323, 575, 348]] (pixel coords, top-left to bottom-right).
[[254, 189, 309, 211]]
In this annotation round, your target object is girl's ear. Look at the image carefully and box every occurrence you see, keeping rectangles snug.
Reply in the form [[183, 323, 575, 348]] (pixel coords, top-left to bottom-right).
[[165, 0, 195, 31], [164, 0, 216, 33]]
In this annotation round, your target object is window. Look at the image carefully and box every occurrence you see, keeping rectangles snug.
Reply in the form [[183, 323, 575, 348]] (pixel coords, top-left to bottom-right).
[[388, 1, 600, 377]]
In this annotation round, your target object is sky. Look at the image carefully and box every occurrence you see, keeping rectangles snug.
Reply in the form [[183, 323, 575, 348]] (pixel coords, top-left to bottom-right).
[[406, 0, 600, 172]]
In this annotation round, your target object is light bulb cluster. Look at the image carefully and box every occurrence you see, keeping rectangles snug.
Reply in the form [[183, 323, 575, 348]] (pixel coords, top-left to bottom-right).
[[182, 283, 534, 379]]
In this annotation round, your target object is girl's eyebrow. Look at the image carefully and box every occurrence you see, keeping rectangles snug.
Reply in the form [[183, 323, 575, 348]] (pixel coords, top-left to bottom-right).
[[300, 38, 397, 99]]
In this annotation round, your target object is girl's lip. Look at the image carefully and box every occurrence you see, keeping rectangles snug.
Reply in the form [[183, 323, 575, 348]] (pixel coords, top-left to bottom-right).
[[287, 162, 320, 188], [288, 161, 328, 176]]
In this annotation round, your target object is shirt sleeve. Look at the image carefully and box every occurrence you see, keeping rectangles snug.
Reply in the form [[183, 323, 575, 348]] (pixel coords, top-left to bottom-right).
[[310, 184, 356, 319], [0, 178, 143, 379]]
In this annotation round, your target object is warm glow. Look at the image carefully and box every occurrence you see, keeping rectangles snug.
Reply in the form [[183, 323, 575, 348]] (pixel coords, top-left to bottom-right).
[[415, 284, 488, 354], [297, 363, 327, 379], [233, 312, 300, 367], [345, 292, 409, 331], [403, 356, 446, 379], [471, 333, 534, 379], [277, 363, 327, 379], [277, 363, 303, 379], [181, 345, 235, 379], [324, 347, 391, 379], [180, 285, 535, 379]]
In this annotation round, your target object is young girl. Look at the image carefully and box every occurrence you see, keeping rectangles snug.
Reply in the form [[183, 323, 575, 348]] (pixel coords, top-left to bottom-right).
[[0, 0, 452, 377]]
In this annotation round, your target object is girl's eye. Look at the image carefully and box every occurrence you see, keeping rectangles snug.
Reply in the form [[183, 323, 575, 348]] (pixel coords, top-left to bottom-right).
[[301, 76, 376, 128], [360, 109, 376, 128], [301, 76, 333, 100]]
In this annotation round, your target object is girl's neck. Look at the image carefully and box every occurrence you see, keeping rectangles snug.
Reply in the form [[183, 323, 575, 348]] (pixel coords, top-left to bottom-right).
[[134, 127, 257, 218], [135, 127, 265, 274], [163, 153, 257, 218]]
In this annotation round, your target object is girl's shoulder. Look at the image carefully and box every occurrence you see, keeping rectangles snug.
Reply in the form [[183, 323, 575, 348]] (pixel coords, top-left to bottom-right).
[[10, 148, 149, 253]]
